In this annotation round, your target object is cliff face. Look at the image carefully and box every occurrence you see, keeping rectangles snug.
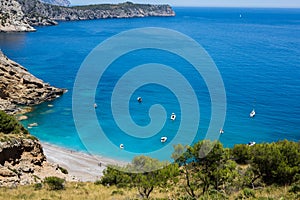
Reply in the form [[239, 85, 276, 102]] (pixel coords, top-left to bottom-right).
[[0, 51, 66, 114], [40, 0, 70, 7], [0, 0, 36, 32], [0, 135, 70, 187], [0, 0, 175, 32], [18, 0, 175, 21]]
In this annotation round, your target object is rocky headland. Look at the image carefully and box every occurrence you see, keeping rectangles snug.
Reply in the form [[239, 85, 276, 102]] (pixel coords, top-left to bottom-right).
[[0, 111, 72, 187], [0, 0, 175, 32], [0, 50, 66, 114]]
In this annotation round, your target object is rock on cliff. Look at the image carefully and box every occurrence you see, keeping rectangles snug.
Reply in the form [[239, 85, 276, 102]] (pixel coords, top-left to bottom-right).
[[0, 111, 71, 187], [0, 50, 66, 114], [0, 136, 70, 187], [40, 0, 70, 7], [0, 0, 36, 32]]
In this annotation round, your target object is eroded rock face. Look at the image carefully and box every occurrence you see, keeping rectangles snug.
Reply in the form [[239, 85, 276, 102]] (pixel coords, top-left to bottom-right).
[[0, 50, 67, 114], [0, 0, 36, 32], [0, 137, 69, 187]]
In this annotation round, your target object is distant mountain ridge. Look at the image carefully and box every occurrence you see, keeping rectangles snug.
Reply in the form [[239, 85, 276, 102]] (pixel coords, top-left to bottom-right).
[[39, 0, 70, 6], [0, 0, 175, 32]]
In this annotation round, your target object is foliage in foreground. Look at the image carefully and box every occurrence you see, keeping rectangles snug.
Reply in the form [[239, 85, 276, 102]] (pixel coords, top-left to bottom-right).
[[100, 140, 300, 199], [101, 156, 179, 198]]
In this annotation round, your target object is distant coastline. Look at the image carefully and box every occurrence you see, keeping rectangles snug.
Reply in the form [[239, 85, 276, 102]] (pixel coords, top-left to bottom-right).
[[0, 0, 175, 32]]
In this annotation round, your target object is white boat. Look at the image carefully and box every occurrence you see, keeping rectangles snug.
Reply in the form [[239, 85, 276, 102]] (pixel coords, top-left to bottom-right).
[[119, 144, 124, 149], [170, 113, 176, 121], [137, 97, 142, 103], [160, 137, 167, 143], [250, 109, 255, 118], [248, 141, 256, 146], [219, 128, 224, 134]]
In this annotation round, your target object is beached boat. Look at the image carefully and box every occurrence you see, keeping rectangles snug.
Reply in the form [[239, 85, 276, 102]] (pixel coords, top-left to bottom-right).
[[250, 109, 255, 118], [161, 137, 167, 143]]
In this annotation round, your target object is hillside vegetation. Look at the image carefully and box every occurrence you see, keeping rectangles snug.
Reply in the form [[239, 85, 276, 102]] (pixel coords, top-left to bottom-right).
[[98, 140, 300, 199], [0, 137, 299, 199]]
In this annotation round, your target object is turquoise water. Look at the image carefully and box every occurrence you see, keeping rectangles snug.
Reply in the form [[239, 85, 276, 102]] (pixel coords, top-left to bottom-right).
[[0, 7, 300, 161]]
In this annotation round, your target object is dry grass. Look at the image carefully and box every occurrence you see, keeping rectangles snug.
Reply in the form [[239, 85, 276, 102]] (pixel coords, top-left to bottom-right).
[[230, 185, 300, 200], [0, 181, 299, 200], [0, 182, 169, 200]]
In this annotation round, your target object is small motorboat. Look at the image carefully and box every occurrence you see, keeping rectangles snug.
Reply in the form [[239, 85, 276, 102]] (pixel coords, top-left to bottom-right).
[[160, 137, 167, 143], [170, 113, 176, 121], [219, 128, 224, 134], [94, 103, 97, 109], [119, 144, 124, 149], [250, 109, 255, 118], [137, 97, 142, 103], [248, 141, 256, 146]]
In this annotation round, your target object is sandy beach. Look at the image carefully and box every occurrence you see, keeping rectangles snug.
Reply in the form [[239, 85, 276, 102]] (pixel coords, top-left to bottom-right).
[[42, 143, 128, 182]]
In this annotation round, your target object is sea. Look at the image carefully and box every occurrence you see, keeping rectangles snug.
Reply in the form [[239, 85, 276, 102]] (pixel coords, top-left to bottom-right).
[[0, 7, 299, 162]]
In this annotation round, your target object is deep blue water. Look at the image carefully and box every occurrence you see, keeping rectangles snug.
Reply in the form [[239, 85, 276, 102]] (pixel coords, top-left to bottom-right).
[[0, 7, 300, 162]]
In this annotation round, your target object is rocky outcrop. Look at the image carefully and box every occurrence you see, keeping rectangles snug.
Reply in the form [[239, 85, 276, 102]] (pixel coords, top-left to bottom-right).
[[40, 0, 70, 7], [0, 50, 66, 114], [0, 0, 175, 32], [0, 0, 36, 32], [0, 135, 70, 187]]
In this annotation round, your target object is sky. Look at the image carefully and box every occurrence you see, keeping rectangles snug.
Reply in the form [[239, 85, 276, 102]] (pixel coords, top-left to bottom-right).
[[70, 0, 300, 8]]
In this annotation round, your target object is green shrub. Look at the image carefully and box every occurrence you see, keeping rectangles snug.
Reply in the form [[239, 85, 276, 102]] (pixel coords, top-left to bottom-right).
[[111, 190, 124, 195], [237, 188, 256, 199], [34, 183, 43, 190], [44, 176, 65, 190], [0, 111, 28, 135], [94, 180, 102, 185], [289, 184, 300, 194], [58, 166, 68, 174]]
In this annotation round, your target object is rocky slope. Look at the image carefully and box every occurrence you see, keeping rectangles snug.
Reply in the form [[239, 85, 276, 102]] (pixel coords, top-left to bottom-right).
[[0, 0, 175, 32], [0, 135, 70, 187], [40, 0, 70, 7], [0, 50, 66, 114], [0, 0, 36, 32]]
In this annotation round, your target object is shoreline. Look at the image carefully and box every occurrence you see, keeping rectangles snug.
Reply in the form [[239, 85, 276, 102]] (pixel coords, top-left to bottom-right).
[[41, 142, 128, 182]]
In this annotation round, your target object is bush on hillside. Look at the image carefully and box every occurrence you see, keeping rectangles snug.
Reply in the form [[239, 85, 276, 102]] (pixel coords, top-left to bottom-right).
[[0, 111, 28, 134], [44, 176, 65, 190]]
